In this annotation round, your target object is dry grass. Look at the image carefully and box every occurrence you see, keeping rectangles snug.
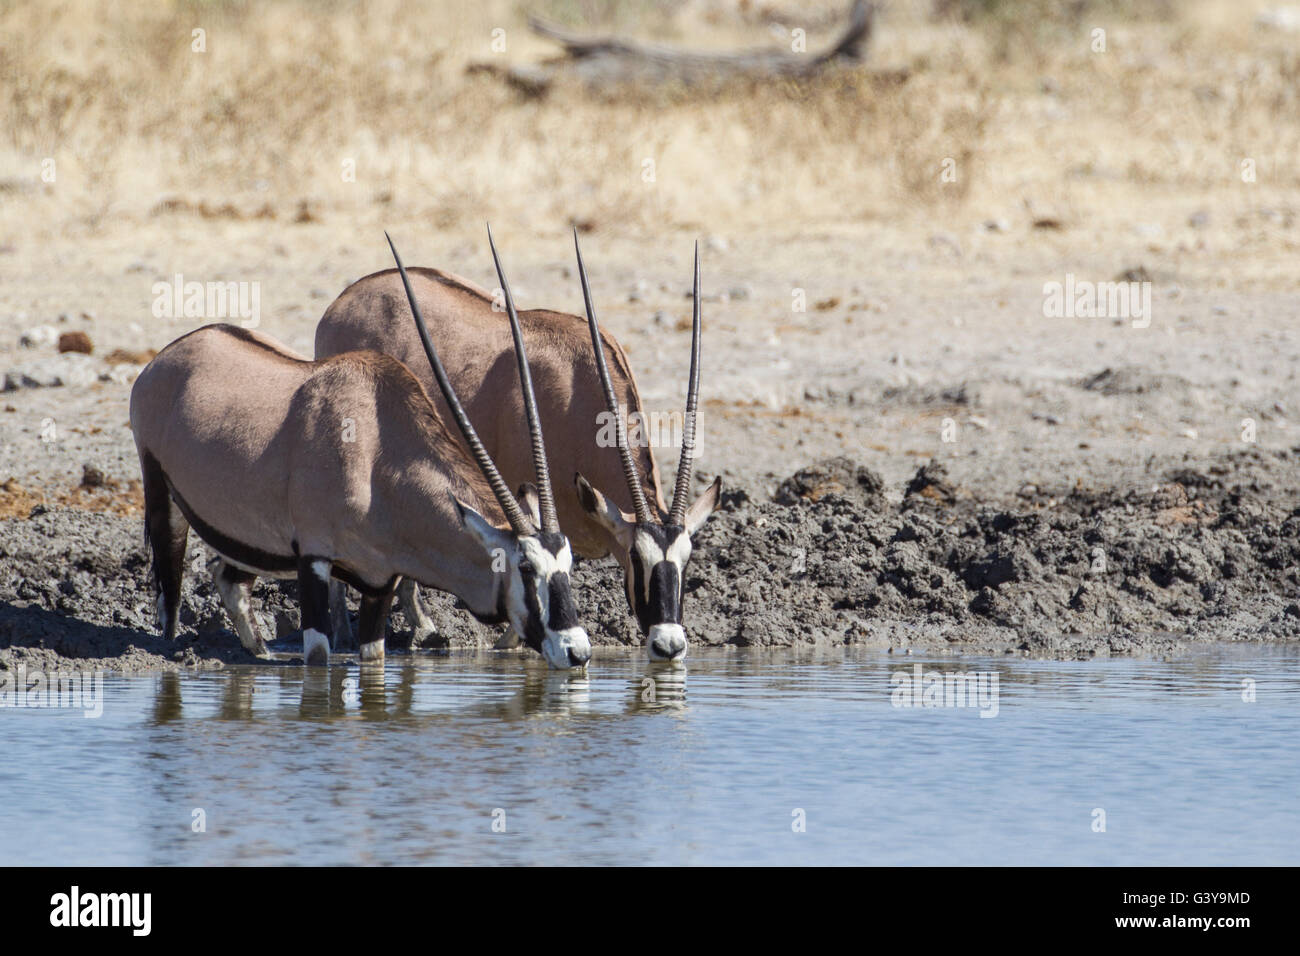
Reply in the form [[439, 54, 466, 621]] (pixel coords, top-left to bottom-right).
[[0, 476, 143, 518], [2, 0, 1298, 251]]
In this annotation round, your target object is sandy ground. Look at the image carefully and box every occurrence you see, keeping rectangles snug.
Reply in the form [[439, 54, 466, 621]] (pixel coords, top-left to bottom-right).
[[1, 0, 1299, 669], [1, 219, 1297, 670]]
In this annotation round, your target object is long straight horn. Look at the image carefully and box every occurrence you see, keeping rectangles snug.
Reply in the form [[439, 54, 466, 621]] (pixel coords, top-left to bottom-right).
[[668, 241, 702, 526], [573, 229, 653, 525], [485, 224, 559, 535], [385, 232, 533, 535]]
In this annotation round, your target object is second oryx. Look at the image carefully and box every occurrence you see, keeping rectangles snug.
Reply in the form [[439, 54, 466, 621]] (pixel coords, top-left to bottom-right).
[[315, 230, 720, 660]]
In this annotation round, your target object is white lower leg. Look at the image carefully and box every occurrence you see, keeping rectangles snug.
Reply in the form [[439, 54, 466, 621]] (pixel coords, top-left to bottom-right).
[[303, 627, 330, 665], [213, 562, 269, 656]]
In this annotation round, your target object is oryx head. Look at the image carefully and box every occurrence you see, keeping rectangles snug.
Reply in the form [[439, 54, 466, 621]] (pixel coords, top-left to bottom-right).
[[571, 233, 721, 662], [387, 229, 592, 671]]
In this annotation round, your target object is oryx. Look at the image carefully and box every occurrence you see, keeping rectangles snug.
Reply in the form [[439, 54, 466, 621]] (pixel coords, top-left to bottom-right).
[[129, 233, 592, 670], [315, 231, 720, 660]]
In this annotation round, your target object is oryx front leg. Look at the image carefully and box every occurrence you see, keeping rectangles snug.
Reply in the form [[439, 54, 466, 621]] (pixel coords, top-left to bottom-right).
[[297, 557, 334, 666], [210, 558, 270, 657], [396, 577, 438, 646], [357, 586, 396, 663]]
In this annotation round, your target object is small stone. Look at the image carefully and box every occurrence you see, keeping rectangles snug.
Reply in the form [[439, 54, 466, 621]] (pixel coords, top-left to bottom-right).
[[57, 331, 93, 354], [19, 325, 58, 349], [4, 354, 99, 390], [80, 464, 107, 488], [1116, 266, 1152, 283]]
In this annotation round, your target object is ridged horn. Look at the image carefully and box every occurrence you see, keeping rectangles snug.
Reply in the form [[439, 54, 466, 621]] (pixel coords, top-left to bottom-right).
[[573, 229, 653, 525], [668, 241, 702, 526], [485, 224, 559, 535], [385, 232, 532, 535]]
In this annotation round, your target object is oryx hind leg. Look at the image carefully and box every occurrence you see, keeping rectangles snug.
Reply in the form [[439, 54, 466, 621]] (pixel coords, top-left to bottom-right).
[[210, 558, 270, 657], [297, 557, 334, 666], [357, 586, 396, 663], [328, 579, 356, 652], [397, 577, 438, 647], [141, 451, 188, 641]]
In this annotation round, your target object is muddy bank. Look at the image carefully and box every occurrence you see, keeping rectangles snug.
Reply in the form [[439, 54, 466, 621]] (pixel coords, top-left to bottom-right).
[[689, 451, 1300, 657], [1, 450, 1297, 672]]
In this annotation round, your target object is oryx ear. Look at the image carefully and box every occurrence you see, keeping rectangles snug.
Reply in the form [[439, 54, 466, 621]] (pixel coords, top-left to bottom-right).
[[684, 476, 722, 535], [575, 472, 635, 543], [454, 496, 514, 555], [516, 482, 542, 529]]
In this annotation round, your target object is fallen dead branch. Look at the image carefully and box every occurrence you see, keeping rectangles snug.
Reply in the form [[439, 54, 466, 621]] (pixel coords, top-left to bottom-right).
[[469, 0, 874, 96]]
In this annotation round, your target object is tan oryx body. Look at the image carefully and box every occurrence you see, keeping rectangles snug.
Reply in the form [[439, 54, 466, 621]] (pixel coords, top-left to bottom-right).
[[129, 233, 592, 670], [315, 232, 722, 660], [317, 266, 658, 558]]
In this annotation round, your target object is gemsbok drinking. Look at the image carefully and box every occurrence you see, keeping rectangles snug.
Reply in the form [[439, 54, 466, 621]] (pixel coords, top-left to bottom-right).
[[315, 230, 721, 660], [129, 233, 592, 670]]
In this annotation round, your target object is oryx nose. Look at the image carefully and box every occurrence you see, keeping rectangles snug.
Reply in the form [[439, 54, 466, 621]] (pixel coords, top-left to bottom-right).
[[552, 627, 591, 669], [648, 624, 687, 660]]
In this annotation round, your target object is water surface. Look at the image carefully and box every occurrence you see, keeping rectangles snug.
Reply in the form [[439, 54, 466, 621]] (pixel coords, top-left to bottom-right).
[[2, 646, 1297, 865]]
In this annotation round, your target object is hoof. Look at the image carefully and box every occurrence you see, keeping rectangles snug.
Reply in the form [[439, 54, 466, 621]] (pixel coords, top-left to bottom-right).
[[303, 628, 330, 666], [411, 625, 442, 649]]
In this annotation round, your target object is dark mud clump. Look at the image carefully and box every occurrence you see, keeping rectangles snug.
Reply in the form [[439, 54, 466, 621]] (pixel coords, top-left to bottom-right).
[[773, 457, 885, 508], [1, 448, 1298, 670]]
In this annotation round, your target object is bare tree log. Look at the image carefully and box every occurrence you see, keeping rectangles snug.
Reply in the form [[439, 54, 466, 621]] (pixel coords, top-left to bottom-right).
[[470, 1, 873, 95]]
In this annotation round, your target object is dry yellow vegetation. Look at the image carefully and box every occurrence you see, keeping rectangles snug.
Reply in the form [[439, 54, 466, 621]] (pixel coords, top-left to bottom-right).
[[1, 0, 1297, 274]]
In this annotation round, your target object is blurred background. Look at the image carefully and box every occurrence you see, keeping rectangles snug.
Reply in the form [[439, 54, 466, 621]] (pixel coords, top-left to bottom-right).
[[1, 0, 1298, 505], [5, 0, 1298, 238]]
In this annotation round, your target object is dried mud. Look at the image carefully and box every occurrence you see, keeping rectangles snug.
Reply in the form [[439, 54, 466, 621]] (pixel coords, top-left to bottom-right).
[[2, 449, 1296, 673]]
